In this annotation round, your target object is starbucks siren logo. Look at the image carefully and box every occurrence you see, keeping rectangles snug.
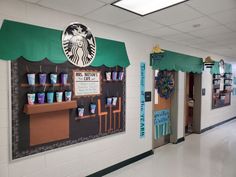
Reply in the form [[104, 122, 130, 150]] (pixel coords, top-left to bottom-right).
[[62, 22, 96, 67]]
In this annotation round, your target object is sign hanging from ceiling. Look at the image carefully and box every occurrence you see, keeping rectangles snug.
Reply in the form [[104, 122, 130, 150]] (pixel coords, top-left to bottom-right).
[[62, 22, 96, 67]]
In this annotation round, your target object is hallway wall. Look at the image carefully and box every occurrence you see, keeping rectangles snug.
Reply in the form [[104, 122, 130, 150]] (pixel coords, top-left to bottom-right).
[[0, 0, 236, 177], [201, 65, 236, 129]]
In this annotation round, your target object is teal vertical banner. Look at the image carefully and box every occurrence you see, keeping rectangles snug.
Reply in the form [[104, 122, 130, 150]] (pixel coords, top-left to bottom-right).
[[140, 62, 146, 138]]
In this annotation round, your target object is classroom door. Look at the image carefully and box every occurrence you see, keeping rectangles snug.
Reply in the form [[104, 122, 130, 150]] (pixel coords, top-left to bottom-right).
[[153, 70, 174, 149]]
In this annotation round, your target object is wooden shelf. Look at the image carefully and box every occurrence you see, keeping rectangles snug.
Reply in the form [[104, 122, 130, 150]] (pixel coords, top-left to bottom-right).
[[24, 101, 77, 115], [21, 83, 71, 87], [103, 79, 123, 82], [213, 84, 220, 89], [75, 114, 96, 120]]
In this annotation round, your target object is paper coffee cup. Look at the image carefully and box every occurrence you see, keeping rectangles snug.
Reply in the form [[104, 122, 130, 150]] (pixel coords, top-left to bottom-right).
[[27, 93, 36, 105], [78, 107, 84, 117], [61, 73, 68, 85], [37, 92, 45, 104], [106, 72, 111, 81], [107, 97, 112, 105], [47, 92, 54, 103], [112, 97, 118, 106], [90, 103, 96, 114], [56, 92, 63, 102], [112, 71, 117, 80], [39, 73, 47, 85], [65, 91, 72, 102], [118, 72, 124, 80], [50, 73, 57, 84], [27, 73, 35, 85]]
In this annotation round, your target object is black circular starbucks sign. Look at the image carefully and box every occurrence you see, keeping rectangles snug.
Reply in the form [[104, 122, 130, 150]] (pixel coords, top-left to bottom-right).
[[62, 22, 96, 67]]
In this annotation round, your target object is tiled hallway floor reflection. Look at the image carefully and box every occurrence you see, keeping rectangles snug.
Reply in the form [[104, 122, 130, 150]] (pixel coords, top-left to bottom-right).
[[105, 120, 236, 177]]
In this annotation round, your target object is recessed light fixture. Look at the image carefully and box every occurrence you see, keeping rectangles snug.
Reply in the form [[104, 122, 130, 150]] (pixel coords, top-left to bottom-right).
[[112, 0, 189, 16]]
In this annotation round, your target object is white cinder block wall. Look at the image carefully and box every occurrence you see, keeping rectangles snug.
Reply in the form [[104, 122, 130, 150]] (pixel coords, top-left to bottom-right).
[[0, 1, 236, 177]]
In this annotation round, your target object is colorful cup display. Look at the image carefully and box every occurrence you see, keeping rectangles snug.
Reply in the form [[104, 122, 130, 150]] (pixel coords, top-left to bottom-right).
[[27, 93, 36, 105], [78, 107, 85, 117], [112, 97, 118, 106], [37, 92, 45, 104], [61, 73, 68, 85], [39, 73, 47, 85], [50, 73, 57, 84], [65, 91, 72, 102], [90, 103, 96, 114], [56, 92, 63, 102], [47, 92, 54, 103], [112, 71, 117, 80], [27, 73, 35, 85], [107, 97, 112, 105], [106, 72, 111, 81], [118, 72, 124, 80]]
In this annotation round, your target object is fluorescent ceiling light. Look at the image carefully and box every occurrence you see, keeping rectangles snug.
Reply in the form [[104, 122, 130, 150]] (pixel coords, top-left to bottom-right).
[[112, 0, 189, 16]]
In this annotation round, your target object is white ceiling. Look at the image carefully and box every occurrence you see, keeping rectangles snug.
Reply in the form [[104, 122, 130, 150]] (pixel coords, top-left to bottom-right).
[[22, 0, 236, 60]]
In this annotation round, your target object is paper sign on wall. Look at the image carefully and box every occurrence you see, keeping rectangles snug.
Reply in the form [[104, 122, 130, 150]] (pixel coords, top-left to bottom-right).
[[154, 109, 171, 139], [140, 62, 145, 138], [73, 71, 101, 96]]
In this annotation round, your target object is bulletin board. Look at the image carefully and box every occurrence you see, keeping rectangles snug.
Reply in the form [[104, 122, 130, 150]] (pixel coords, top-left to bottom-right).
[[11, 58, 126, 159], [212, 73, 232, 109]]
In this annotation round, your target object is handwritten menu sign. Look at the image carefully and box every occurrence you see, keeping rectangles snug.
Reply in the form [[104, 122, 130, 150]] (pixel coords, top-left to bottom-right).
[[73, 71, 101, 96]]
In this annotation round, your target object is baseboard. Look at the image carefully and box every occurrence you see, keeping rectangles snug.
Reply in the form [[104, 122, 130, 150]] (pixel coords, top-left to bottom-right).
[[86, 150, 154, 177], [201, 116, 236, 133], [173, 137, 185, 144]]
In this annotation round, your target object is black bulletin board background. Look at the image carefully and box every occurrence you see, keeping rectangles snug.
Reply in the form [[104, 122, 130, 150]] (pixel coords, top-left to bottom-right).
[[11, 58, 126, 159]]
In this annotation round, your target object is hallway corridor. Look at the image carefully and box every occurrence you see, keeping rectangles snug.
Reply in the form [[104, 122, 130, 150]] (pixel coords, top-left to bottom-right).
[[105, 120, 236, 177]]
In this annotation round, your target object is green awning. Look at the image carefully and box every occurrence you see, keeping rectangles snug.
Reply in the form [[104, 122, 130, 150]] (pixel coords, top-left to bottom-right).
[[210, 61, 232, 74], [150, 50, 203, 73], [0, 20, 130, 67]]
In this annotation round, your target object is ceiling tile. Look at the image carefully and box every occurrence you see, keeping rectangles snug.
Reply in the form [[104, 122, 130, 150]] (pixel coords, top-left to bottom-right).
[[85, 5, 138, 25], [142, 27, 180, 37], [145, 4, 203, 26], [22, 0, 40, 3], [38, 0, 105, 16], [187, 0, 236, 15], [209, 8, 236, 24], [171, 16, 220, 32], [201, 32, 236, 42], [161, 33, 195, 42], [225, 22, 236, 31], [116, 18, 163, 32], [97, 0, 116, 4], [189, 25, 232, 38], [183, 38, 210, 45]]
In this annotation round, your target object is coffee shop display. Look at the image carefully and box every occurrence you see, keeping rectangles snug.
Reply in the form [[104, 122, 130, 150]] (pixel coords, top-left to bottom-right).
[[212, 60, 232, 109], [0, 20, 130, 159]]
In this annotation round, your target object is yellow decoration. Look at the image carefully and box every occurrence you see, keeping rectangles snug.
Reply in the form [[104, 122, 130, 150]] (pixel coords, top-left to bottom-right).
[[152, 44, 164, 53], [204, 56, 214, 63]]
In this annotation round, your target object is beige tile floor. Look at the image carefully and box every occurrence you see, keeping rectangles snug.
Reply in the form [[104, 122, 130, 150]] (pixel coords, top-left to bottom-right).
[[105, 120, 236, 177]]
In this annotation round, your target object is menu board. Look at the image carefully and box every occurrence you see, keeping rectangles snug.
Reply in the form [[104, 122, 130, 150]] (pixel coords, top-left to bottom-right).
[[73, 70, 101, 96]]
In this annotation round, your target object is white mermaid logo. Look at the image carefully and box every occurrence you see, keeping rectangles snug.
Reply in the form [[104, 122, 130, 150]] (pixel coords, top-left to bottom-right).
[[62, 23, 96, 67]]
